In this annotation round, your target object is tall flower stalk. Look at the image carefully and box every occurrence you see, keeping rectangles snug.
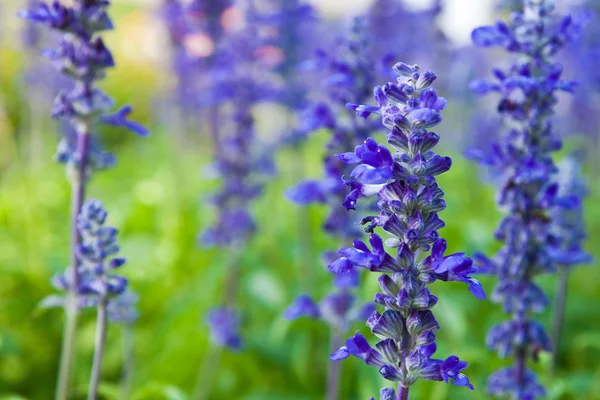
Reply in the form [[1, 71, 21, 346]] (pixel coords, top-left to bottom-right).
[[195, 3, 276, 397], [549, 157, 591, 374], [254, 0, 319, 288], [76, 201, 132, 400], [469, 1, 586, 397], [284, 18, 381, 400], [328, 62, 485, 399], [19, 1, 147, 398]]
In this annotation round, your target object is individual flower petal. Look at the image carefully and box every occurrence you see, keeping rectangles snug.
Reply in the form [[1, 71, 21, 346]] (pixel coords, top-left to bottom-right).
[[100, 105, 149, 136]]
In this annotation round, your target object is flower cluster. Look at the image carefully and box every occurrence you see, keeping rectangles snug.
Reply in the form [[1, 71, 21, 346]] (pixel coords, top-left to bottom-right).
[[368, 0, 447, 76], [469, 1, 587, 398], [258, 0, 317, 111], [551, 157, 592, 268], [329, 62, 484, 396], [160, 0, 233, 113], [200, 10, 277, 349], [283, 21, 379, 399], [206, 308, 242, 350], [199, 78, 275, 248], [285, 265, 374, 333], [286, 17, 381, 238], [49, 201, 133, 319], [19, 0, 148, 174], [252, 0, 319, 146]]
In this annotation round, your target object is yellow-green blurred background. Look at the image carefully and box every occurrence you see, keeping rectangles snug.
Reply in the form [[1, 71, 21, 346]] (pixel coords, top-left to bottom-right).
[[0, 1, 599, 399]]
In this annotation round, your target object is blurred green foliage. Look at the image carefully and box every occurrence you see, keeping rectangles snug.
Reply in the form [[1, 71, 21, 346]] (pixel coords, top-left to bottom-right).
[[0, 2, 599, 400]]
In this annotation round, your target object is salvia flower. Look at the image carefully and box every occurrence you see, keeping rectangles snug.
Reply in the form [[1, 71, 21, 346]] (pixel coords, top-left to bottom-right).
[[19, 2, 147, 397], [285, 267, 375, 333], [469, 1, 587, 398], [19, 0, 148, 175], [107, 290, 139, 324], [370, 387, 397, 400], [200, 11, 277, 351], [329, 62, 484, 397], [47, 204, 135, 322], [283, 20, 381, 400], [550, 157, 592, 268], [206, 307, 242, 350], [252, 0, 319, 146], [286, 17, 381, 238], [76, 200, 129, 303], [160, 0, 233, 113]]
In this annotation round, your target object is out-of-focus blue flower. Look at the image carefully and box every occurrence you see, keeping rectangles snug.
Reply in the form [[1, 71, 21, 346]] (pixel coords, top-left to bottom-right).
[[550, 157, 592, 267], [46, 200, 133, 314], [159, 0, 233, 112], [200, 4, 278, 350], [107, 291, 139, 324], [19, 0, 147, 173], [469, 1, 589, 398], [369, 387, 396, 400], [207, 307, 242, 350], [328, 62, 484, 396], [199, 18, 278, 248], [285, 267, 375, 333], [286, 17, 380, 238], [368, 0, 448, 77], [284, 20, 381, 354]]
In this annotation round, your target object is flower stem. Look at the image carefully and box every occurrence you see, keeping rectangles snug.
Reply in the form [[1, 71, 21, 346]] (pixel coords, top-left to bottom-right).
[[87, 296, 108, 400], [191, 345, 223, 400], [515, 345, 527, 389], [326, 331, 342, 400], [192, 248, 241, 400], [551, 267, 569, 376], [120, 324, 135, 400], [397, 384, 409, 400], [55, 301, 78, 400], [55, 127, 90, 400]]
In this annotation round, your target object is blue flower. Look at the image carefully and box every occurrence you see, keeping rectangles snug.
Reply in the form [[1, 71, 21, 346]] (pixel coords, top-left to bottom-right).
[[101, 106, 149, 137], [207, 307, 242, 350], [19, 0, 147, 173], [469, 2, 590, 397], [285, 290, 374, 333], [329, 61, 484, 396]]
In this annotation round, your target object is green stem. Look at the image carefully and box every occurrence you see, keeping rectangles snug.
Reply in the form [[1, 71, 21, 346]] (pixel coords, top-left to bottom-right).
[[120, 324, 135, 400], [55, 127, 90, 400], [87, 296, 108, 400], [192, 248, 241, 400], [55, 299, 78, 400], [191, 346, 223, 400]]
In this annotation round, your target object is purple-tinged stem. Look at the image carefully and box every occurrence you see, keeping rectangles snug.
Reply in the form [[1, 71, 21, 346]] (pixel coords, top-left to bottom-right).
[[551, 267, 569, 376], [397, 384, 409, 400], [514, 344, 527, 390], [55, 127, 90, 400], [88, 295, 108, 400], [326, 331, 342, 400]]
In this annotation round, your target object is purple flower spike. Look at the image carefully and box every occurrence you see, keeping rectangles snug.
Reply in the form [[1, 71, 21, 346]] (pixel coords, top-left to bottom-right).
[[469, 1, 591, 398], [330, 60, 482, 396], [19, 0, 147, 172]]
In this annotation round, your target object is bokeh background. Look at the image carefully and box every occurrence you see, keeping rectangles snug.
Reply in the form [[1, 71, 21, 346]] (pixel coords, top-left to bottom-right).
[[1, 0, 599, 399]]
